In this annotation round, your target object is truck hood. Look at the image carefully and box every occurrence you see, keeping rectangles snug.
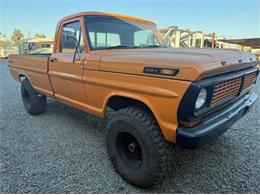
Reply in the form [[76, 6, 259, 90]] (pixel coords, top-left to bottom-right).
[[99, 48, 257, 81]]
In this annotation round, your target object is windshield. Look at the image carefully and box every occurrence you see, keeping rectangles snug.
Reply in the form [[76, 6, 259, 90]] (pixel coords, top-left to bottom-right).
[[84, 16, 167, 50]]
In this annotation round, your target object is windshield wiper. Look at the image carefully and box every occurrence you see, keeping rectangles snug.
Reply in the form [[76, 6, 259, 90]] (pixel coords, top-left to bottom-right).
[[103, 45, 164, 50], [139, 45, 162, 48], [105, 45, 132, 49]]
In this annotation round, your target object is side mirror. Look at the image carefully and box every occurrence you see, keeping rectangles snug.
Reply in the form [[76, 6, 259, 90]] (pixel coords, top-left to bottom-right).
[[66, 35, 78, 48], [66, 35, 82, 65]]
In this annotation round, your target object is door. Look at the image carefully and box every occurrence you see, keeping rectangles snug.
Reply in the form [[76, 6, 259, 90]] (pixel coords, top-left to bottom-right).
[[49, 19, 87, 109]]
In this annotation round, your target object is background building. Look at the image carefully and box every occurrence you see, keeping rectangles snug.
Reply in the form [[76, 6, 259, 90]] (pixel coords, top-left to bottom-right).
[[159, 26, 254, 52], [23, 37, 54, 54]]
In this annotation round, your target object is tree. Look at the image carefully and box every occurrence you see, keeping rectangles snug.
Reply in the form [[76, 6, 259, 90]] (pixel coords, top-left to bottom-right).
[[0, 32, 5, 39], [34, 33, 46, 38], [11, 29, 24, 45], [0, 32, 10, 47]]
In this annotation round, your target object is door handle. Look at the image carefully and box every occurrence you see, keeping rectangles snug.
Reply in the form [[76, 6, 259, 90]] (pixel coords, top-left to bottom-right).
[[50, 57, 57, 62]]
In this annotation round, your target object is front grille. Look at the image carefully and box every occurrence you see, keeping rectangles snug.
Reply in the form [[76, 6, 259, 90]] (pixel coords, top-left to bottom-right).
[[210, 71, 257, 106], [242, 72, 257, 92]]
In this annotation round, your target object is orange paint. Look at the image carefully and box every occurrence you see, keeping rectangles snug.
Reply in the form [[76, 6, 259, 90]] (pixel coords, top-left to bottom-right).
[[7, 12, 258, 142]]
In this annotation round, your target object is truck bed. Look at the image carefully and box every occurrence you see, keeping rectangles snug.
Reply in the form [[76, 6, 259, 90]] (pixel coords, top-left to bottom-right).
[[8, 54, 54, 97]]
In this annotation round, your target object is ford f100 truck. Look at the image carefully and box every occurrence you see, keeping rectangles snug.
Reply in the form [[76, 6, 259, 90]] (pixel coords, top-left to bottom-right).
[[8, 12, 259, 188]]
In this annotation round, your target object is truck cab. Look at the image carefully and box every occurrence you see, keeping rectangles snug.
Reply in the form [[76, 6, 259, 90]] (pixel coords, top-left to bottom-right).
[[8, 12, 259, 188]]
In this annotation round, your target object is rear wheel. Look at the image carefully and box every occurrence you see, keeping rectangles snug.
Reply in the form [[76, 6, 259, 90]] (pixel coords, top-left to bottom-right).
[[21, 78, 47, 115], [106, 106, 169, 188]]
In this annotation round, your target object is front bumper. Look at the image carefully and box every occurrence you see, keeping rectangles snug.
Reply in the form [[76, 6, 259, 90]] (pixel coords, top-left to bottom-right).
[[176, 92, 258, 149]]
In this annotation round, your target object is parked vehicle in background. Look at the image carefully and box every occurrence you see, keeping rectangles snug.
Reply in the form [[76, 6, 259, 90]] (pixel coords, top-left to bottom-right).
[[21, 37, 54, 54], [7, 12, 259, 188], [0, 46, 19, 59]]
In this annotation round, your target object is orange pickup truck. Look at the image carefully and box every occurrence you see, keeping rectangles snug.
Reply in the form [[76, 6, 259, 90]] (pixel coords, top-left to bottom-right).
[[8, 12, 259, 187]]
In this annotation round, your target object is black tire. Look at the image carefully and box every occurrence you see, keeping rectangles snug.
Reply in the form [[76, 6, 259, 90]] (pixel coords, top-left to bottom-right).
[[21, 78, 47, 115], [106, 106, 169, 188]]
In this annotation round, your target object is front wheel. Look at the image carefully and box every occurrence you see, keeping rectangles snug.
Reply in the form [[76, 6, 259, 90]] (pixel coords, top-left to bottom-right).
[[106, 107, 169, 188], [21, 78, 47, 115]]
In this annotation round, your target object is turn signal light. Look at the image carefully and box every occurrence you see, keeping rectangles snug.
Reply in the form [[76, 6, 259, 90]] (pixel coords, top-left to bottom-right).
[[180, 119, 201, 128]]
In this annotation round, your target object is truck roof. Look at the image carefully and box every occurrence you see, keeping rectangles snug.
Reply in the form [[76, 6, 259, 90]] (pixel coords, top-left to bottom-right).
[[59, 11, 155, 25]]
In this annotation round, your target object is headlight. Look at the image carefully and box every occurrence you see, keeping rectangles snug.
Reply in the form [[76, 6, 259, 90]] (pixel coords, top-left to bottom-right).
[[195, 88, 207, 109]]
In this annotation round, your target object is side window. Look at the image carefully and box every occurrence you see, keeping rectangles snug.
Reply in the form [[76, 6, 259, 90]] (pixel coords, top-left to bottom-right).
[[61, 21, 85, 53], [89, 32, 120, 49], [42, 44, 50, 48], [134, 30, 159, 47]]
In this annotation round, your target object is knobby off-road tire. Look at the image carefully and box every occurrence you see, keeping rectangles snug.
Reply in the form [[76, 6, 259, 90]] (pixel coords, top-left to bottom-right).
[[21, 78, 47, 115], [106, 106, 170, 188]]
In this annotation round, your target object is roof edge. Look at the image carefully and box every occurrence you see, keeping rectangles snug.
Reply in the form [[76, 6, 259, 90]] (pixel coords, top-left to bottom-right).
[[59, 11, 155, 24]]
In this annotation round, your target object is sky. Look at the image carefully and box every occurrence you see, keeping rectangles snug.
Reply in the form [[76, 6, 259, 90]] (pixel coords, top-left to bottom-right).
[[0, 0, 259, 39]]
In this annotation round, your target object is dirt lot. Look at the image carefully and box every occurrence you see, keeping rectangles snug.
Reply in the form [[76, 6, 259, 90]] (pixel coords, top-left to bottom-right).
[[0, 59, 259, 193]]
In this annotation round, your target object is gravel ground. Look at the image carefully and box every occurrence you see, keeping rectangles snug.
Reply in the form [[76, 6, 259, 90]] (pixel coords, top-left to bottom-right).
[[0, 59, 259, 193]]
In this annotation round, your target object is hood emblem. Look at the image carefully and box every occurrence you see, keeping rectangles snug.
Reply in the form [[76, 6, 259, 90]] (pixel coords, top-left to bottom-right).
[[143, 67, 179, 76]]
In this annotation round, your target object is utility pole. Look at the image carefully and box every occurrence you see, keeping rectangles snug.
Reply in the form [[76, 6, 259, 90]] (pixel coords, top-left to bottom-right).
[[212, 32, 215, 48]]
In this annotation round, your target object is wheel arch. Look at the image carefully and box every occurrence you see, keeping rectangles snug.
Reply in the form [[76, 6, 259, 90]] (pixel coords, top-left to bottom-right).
[[18, 72, 31, 83], [104, 92, 159, 126], [103, 92, 177, 142]]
